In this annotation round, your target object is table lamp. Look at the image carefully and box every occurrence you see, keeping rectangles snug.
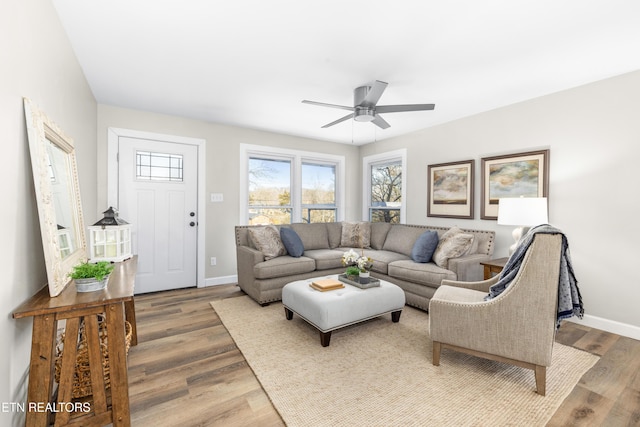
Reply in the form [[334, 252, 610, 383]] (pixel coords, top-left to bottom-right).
[[497, 197, 548, 255]]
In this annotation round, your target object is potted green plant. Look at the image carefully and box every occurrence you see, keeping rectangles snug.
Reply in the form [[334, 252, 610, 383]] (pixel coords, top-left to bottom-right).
[[345, 266, 361, 281], [69, 261, 114, 292]]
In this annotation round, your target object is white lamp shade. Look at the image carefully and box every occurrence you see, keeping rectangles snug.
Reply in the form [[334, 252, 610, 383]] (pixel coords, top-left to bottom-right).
[[497, 197, 548, 226]]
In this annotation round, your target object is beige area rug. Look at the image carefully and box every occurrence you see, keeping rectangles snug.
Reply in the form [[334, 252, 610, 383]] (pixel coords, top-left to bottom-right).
[[211, 296, 598, 427]]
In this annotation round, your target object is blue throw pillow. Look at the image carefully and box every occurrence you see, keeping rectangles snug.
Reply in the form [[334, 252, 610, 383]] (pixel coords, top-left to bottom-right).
[[411, 231, 439, 263], [280, 227, 304, 257]]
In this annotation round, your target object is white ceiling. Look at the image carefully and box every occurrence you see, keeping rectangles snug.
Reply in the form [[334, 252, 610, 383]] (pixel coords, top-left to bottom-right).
[[52, 0, 640, 145]]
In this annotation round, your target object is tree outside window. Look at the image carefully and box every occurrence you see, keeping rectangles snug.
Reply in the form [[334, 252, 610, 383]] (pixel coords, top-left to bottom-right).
[[369, 160, 402, 223]]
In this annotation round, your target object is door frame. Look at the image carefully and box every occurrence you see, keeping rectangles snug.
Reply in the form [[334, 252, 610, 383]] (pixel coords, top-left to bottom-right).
[[107, 127, 206, 288]]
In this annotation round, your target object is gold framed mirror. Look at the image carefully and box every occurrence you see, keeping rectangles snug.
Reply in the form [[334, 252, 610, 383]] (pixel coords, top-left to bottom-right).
[[24, 98, 87, 296]]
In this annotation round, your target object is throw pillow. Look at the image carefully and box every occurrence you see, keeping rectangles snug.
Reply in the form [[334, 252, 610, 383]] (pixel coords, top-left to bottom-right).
[[411, 230, 439, 263], [248, 225, 287, 260], [432, 226, 475, 269], [340, 222, 371, 248], [280, 227, 304, 257]]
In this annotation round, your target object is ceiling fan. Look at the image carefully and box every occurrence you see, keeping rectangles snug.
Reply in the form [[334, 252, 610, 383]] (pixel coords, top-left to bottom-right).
[[302, 80, 435, 129]]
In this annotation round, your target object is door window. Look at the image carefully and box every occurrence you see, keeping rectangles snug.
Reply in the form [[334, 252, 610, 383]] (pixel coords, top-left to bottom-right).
[[136, 151, 184, 182]]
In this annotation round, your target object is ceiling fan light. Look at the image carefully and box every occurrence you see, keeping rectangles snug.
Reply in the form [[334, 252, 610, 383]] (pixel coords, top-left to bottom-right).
[[354, 107, 375, 122]]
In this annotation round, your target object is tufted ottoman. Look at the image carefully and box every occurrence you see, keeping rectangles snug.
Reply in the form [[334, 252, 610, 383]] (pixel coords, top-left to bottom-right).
[[282, 275, 406, 346]]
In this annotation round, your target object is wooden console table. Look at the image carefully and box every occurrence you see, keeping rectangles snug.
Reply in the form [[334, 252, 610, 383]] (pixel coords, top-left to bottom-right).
[[13, 256, 138, 427]]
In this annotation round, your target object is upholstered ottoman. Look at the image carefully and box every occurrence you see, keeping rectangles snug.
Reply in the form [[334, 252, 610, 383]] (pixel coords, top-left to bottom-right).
[[282, 275, 406, 346]]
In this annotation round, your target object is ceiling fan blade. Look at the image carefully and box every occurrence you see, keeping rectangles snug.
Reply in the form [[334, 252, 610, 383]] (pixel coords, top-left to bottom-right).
[[321, 113, 354, 128], [361, 80, 388, 107], [371, 115, 390, 129], [375, 104, 435, 113], [302, 100, 354, 112]]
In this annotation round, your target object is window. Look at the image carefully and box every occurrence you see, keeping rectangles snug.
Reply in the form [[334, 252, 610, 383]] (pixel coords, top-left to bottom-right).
[[136, 151, 183, 181], [363, 150, 406, 223], [248, 157, 292, 225], [301, 162, 336, 223], [241, 145, 344, 225]]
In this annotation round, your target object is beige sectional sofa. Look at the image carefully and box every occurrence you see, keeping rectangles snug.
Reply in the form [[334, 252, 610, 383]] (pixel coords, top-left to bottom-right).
[[235, 222, 495, 311]]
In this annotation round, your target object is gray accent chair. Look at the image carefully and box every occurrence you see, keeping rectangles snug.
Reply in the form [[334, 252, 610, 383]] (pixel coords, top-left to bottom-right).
[[428, 233, 562, 396]]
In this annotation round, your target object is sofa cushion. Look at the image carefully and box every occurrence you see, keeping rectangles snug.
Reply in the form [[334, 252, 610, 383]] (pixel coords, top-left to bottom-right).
[[432, 226, 475, 268], [411, 230, 439, 263], [280, 227, 304, 257], [340, 222, 371, 248], [303, 249, 344, 270], [249, 225, 287, 260], [382, 225, 427, 257], [370, 222, 392, 250], [291, 223, 330, 250], [388, 260, 456, 285], [465, 235, 480, 255], [326, 222, 343, 249], [366, 250, 411, 275], [253, 256, 316, 280]]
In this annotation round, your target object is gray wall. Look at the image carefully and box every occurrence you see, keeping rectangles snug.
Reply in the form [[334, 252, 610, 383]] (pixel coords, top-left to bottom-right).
[[0, 0, 97, 424], [362, 70, 640, 334]]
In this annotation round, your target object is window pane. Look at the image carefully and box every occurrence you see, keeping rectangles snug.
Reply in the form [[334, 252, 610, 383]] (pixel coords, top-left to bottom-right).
[[248, 157, 291, 207], [248, 208, 291, 225], [302, 163, 335, 205], [370, 208, 401, 223], [136, 151, 183, 182], [370, 161, 402, 206], [302, 208, 336, 223], [370, 160, 401, 222]]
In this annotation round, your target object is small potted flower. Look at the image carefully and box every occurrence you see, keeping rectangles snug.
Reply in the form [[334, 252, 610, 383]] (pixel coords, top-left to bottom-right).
[[69, 261, 114, 292], [356, 255, 373, 284], [342, 249, 373, 283]]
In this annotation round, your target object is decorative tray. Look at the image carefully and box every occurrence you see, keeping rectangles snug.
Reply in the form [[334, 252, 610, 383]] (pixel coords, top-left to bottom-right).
[[337, 274, 381, 289]]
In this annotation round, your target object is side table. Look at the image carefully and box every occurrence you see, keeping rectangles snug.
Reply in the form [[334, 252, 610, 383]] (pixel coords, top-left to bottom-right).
[[13, 256, 138, 427], [479, 257, 509, 280]]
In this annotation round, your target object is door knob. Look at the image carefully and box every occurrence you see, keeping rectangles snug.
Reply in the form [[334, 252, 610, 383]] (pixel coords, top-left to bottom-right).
[[189, 222, 196, 227], [190, 212, 195, 217]]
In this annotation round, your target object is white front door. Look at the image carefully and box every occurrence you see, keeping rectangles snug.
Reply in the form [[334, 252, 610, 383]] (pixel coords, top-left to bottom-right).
[[118, 136, 198, 294]]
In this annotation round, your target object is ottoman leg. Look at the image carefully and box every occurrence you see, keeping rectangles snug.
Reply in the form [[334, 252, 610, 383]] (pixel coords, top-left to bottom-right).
[[284, 307, 293, 320], [391, 310, 402, 323], [319, 331, 332, 347]]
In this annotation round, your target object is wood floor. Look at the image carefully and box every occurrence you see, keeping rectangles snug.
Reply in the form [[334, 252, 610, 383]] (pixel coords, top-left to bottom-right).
[[128, 285, 640, 427]]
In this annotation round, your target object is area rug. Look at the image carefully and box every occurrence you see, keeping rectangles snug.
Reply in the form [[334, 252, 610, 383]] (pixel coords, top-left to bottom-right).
[[210, 296, 598, 427]]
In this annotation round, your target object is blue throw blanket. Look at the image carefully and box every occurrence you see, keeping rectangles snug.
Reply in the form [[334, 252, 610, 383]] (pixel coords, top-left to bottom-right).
[[486, 224, 584, 328]]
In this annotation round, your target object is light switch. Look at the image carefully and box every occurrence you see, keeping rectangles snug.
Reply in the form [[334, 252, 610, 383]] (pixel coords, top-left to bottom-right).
[[210, 193, 224, 202]]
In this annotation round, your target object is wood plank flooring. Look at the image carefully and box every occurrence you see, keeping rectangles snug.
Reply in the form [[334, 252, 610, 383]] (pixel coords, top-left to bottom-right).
[[128, 285, 640, 426]]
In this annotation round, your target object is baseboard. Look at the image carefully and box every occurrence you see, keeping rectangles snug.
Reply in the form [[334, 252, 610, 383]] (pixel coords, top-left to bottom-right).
[[203, 275, 238, 287], [568, 314, 640, 341]]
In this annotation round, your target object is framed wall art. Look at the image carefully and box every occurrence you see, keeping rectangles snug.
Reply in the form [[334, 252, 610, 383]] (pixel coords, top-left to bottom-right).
[[480, 149, 549, 220], [427, 159, 474, 219]]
